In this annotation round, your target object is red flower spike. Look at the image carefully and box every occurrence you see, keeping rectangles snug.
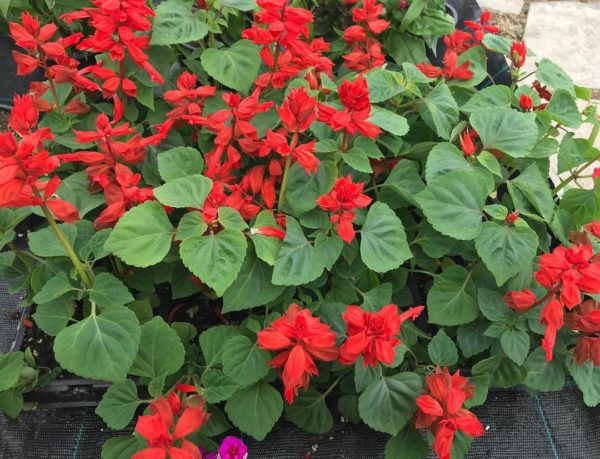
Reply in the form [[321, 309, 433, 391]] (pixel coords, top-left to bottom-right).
[[540, 298, 564, 361], [252, 226, 286, 240], [510, 41, 527, 68], [459, 129, 477, 156], [464, 11, 499, 42], [505, 211, 520, 225], [415, 367, 484, 459], [277, 87, 318, 133], [257, 303, 338, 404], [339, 304, 423, 366], [316, 176, 372, 243], [317, 76, 380, 138]]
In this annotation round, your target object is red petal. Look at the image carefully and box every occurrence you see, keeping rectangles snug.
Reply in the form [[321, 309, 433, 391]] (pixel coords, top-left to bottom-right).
[[416, 394, 444, 416], [173, 406, 208, 439]]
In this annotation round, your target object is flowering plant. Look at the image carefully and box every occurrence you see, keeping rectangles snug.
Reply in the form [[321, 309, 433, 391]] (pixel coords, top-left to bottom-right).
[[0, 1, 599, 458]]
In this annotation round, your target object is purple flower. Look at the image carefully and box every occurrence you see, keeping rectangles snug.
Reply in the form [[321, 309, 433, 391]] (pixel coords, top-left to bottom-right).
[[217, 436, 248, 459]]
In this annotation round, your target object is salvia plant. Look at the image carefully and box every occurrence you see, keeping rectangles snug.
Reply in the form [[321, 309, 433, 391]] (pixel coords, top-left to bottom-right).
[[0, 0, 599, 458]]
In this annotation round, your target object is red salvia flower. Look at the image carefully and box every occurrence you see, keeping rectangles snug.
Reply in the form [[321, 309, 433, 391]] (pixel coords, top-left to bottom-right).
[[133, 396, 209, 459], [505, 211, 520, 225], [260, 129, 319, 175], [443, 29, 474, 56], [415, 367, 484, 459], [316, 176, 372, 243], [277, 87, 318, 133], [339, 304, 423, 366], [535, 244, 600, 309], [252, 226, 286, 240], [510, 41, 527, 68], [351, 0, 390, 35], [416, 50, 473, 81], [257, 303, 338, 404], [540, 297, 564, 361], [163, 71, 217, 121], [585, 221, 600, 238], [318, 75, 380, 138], [464, 11, 499, 42], [459, 129, 478, 156]]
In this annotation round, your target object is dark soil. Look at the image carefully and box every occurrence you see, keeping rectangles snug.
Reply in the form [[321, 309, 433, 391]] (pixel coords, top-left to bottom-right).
[[0, 110, 8, 130]]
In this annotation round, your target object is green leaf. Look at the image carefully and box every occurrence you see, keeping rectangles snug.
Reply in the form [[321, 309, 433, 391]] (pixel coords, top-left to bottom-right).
[[472, 355, 526, 388], [154, 174, 213, 208], [221, 335, 271, 386], [424, 142, 470, 183], [225, 382, 283, 440], [57, 172, 104, 218], [365, 68, 406, 103], [500, 330, 530, 366], [28, 223, 77, 258], [355, 358, 383, 392], [272, 217, 325, 285], [427, 265, 478, 326], [344, 147, 372, 173], [105, 201, 175, 268], [0, 0, 11, 17], [201, 368, 240, 403], [524, 348, 564, 392], [381, 160, 426, 206], [360, 202, 412, 273], [567, 357, 600, 406], [560, 186, 600, 227], [477, 151, 501, 177], [54, 309, 141, 382], [419, 83, 459, 139], [0, 352, 24, 392], [509, 164, 555, 223], [370, 106, 409, 136], [130, 317, 185, 378], [180, 229, 247, 296], [286, 161, 336, 215], [101, 436, 144, 459], [415, 169, 490, 240], [384, 33, 426, 66], [457, 322, 494, 358], [406, 8, 454, 36], [546, 89, 581, 129], [474, 221, 538, 286], [176, 211, 207, 241], [286, 390, 333, 434], [470, 108, 538, 158], [385, 426, 429, 459], [536, 58, 575, 95], [428, 330, 458, 366], [157, 147, 204, 181], [32, 299, 74, 336], [0, 389, 24, 418], [314, 233, 343, 271], [88, 273, 134, 309], [250, 211, 282, 266], [151, 0, 208, 45], [461, 85, 512, 113], [361, 283, 393, 312], [95, 380, 140, 430], [477, 288, 513, 322], [32, 272, 76, 304], [201, 40, 260, 93], [199, 325, 239, 367], [358, 372, 421, 435], [219, 0, 256, 10], [222, 250, 285, 312], [218, 207, 248, 231]]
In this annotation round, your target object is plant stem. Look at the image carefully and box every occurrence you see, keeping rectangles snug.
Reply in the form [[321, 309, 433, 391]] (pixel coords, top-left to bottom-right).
[[553, 121, 600, 196], [323, 373, 344, 398], [277, 132, 298, 212], [33, 189, 93, 288]]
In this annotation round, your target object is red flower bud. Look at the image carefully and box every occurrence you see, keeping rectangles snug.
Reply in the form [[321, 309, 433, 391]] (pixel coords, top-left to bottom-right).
[[506, 211, 520, 225], [519, 94, 533, 111], [503, 289, 537, 312], [510, 41, 527, 68]]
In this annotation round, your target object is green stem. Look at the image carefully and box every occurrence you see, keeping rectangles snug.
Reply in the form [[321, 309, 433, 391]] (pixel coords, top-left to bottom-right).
[[33, 189, 93, 289], [277, 132, 298, 212], [553, 121, 600, 196], [323, 373, 344, 398]]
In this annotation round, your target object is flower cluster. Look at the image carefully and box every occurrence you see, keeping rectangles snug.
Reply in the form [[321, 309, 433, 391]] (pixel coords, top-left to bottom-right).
[[504, 225, 600, 361], [415, 367, 484, 459], [258, 302, 422, 403]]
